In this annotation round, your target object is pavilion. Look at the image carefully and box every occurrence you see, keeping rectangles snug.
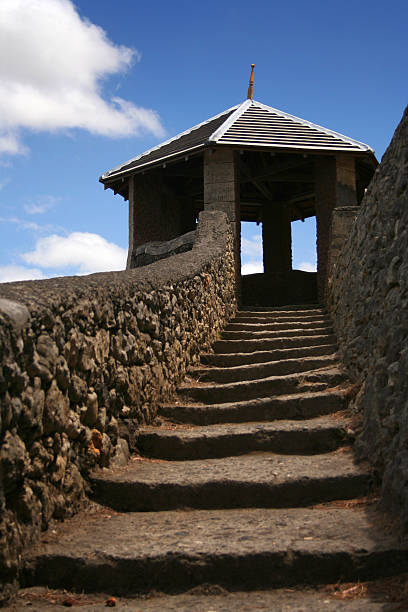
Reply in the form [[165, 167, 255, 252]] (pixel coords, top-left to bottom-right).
[[100, 68, 377, 304]]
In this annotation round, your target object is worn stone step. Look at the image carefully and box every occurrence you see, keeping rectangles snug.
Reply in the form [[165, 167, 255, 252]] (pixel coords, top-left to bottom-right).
[[213, 333, 336, 354], [226, 319, 330, 332], [221, 326, 333, 340], [201, 344, 337, 367], [137, 416, 350, 460], [178, 367, 346, 404], [22, 506, 408, 596], [192, 354, 337, 384], [90, 451, 371, 512], [160, 389, 347, 425]]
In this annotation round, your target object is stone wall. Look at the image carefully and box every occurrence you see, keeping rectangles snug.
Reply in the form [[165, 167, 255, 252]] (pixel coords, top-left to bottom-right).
[[327, 105, 408, 527], [0, 211, 236, 602]]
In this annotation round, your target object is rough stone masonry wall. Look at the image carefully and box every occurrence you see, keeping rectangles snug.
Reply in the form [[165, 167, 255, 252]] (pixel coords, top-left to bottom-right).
[[0, 210, 236, 602], [327, 105, 408, 527]]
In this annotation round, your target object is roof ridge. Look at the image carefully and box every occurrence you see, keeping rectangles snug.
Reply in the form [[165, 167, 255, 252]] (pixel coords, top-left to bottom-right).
[[209, 99, 252, 142], [101, 103, 240, 179]]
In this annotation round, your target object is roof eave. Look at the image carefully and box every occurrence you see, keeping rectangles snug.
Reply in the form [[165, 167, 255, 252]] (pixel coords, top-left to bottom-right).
[[99, 142, 210, 186], [99, 141, 378, 189]]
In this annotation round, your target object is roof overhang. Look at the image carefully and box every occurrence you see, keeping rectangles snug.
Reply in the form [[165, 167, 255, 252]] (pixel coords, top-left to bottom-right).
[[100, 98, 377, 198]]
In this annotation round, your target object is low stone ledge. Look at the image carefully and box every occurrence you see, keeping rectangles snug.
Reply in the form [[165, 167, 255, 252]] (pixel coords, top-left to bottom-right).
[[0, 210, 237, 602]]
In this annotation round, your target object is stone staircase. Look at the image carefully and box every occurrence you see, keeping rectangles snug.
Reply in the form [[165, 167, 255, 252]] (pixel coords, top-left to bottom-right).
[[18, 306, 408, 608]]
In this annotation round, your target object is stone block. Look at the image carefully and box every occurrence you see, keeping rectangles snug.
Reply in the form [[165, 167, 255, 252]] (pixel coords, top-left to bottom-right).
[[204, 161, 236, 184], [204, 182, 237, 204]]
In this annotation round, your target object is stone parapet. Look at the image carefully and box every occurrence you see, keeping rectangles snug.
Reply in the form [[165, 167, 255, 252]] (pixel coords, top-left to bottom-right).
[[0, 210, 236, 602]]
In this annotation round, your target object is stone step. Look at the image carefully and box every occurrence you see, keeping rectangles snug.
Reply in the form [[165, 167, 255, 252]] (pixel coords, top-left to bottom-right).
[[178, 367, 346, 404], [201, 343, 337, 367], [137, 416, 350, 460], [233, 312, 328, 324], [192, 354, 337, 384], [213, 333, 336, 354], [238, 304, 322, 315], [221, 326, 333, 340], [226, 319, 330, 332], [22, 506, 408, 596], [11, 584, 393, 611], [160, 389, 347, 425], [90, 451, 371, 512]]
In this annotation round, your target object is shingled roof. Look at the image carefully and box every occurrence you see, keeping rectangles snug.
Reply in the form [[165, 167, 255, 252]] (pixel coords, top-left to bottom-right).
[[100, 99, 374, 184]]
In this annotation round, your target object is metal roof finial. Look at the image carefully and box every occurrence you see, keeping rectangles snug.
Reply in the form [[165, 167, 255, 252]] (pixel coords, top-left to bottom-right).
[[247, 64, 255, 100]]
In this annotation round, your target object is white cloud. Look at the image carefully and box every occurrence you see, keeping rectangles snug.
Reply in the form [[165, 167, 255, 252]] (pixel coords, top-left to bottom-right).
[[24, 195, 59, 215], [297, 261, 317, 272], [0, 215, 63, 233], [0, 130, 27, 156], [22, 231, 127, 274], [0, 265, 44, 283], [241, 235, 263, 258], [0, 0, 164, 155], [241, 261, 264, 275]]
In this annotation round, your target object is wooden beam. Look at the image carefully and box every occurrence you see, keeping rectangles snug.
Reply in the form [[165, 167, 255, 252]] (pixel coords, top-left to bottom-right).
[[239, 159, 273, 200], [240, 157, 311, 184], [285, 191, 315, 205], [164, 166, 203, 178]]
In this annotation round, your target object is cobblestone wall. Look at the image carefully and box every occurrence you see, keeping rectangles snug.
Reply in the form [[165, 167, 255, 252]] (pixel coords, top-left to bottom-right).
[[0, 211, 236, 601], [327, 105, 408, 527]]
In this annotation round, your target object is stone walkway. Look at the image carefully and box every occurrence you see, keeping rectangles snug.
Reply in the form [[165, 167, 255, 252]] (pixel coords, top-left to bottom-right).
[[14, 306, 408, 609]]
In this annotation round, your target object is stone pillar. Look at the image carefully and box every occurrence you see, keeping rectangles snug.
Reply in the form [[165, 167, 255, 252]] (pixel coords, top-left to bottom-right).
[[262, 202, 292, 275], [315, 155, 357, 301], [204, 148, 240, 283], [127, 172, 183, 268], [126, 175, 135, 269], [335, 154, 357, 206], [327, 207, 359, 280]]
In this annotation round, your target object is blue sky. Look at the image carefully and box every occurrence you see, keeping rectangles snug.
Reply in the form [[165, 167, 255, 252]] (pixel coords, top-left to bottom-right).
[[0, 0, 406, 282]]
